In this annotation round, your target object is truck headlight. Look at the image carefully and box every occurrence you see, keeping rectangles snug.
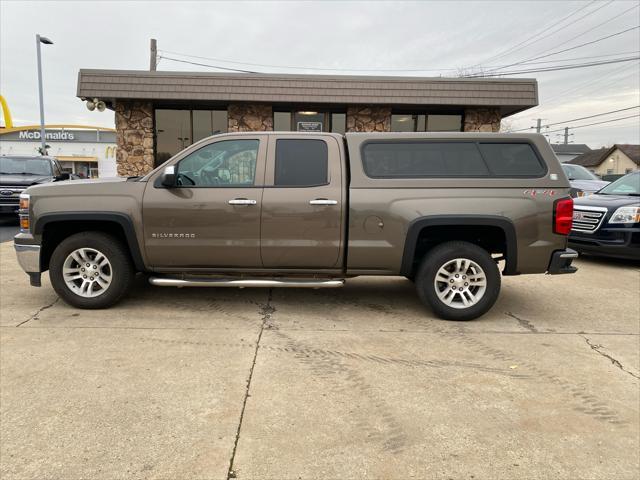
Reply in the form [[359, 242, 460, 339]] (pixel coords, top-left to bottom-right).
[[609, 206, 640, 224], [18, 193, 30, 232]]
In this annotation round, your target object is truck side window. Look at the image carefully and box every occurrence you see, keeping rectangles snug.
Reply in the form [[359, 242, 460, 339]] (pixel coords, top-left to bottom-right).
[[478, 143, 546, 177], [176, 139, 259, 187], [275, 139, 328, 187], [362, 142, 489, 178]]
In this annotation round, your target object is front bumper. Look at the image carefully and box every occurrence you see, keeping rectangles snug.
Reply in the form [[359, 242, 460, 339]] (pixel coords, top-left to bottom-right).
[[14, 239, 42, 286], [569, 228, 640, 260], [0, 203, 19, 214], [547, 248, 578, 274]]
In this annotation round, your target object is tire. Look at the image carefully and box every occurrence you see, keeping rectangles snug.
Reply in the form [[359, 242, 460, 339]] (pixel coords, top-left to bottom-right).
[[415, 241, 501, 321], [49, 231, 135, 309]]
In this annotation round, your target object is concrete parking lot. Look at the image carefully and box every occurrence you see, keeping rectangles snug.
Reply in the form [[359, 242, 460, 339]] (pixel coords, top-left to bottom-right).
[[0, 241, 638, 480]]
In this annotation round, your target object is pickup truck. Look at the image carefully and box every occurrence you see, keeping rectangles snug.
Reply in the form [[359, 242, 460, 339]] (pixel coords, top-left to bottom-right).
[[0, 155, 70, 215], [14, 132, 577, 320]]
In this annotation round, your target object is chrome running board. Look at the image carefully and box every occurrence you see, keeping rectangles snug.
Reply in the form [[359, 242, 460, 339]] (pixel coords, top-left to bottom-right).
[[149, 277, 345, 289]]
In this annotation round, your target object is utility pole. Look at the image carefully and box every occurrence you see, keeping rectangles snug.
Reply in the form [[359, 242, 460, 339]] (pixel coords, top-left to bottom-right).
[[535, 118, 542, 133], [150, 38, 157, 71], [563, 127, 570, 145]]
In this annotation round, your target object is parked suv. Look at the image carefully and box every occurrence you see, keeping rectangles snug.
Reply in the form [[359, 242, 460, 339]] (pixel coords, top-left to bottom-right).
[[561, 163, 609, 197], [0, 155, 69, 215], [14, 133, 577, 320], [569, 171, 640, 260]]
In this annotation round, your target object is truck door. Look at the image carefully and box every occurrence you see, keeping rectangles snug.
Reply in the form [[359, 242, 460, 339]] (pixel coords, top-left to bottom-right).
[[260, 135, 344, 268], [142, 135, 267, 268]]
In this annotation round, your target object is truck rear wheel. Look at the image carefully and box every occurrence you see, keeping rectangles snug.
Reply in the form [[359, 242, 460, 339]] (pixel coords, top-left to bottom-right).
[[49, 231, 134, 309], [415, 241, 500, 321]]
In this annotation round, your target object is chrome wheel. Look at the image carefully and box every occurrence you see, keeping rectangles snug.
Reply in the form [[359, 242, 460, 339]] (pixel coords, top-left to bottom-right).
[[434, 258, 487, 309], [62, 248, 112, 298]]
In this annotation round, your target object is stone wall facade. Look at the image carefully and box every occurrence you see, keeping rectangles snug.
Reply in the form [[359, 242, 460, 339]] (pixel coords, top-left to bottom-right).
[[228, 104, 273, 132], [346, 106, 391, 132], [463, 107, 501, 132], [114, 100, 154, 176]]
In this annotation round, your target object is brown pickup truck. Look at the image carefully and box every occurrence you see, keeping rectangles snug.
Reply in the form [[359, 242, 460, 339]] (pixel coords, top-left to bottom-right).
[[14, 132, 577, 320]]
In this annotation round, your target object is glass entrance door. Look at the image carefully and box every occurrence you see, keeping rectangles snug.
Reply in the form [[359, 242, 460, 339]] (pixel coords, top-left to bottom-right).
[[294, 111, 325, 132]]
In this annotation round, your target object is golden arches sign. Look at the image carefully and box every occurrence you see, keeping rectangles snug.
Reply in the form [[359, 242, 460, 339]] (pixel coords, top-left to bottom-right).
[[105, 146, 117, 158], [0, 95, 13, 129]]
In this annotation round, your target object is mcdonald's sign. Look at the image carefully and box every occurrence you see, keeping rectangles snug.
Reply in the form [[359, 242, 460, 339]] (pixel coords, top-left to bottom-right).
[[105, 146, 117, 158]]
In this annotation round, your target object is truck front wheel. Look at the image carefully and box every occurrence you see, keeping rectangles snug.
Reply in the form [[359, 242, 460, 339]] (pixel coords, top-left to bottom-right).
[[49, 231, 135, 309], [415, 241, 501, 321]]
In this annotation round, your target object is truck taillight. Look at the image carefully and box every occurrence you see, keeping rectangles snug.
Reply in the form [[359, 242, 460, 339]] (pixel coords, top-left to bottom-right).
[[553, 198, 573, 235]]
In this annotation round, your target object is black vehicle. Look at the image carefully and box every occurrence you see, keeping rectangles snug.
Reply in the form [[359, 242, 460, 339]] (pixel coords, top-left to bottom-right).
[[569, 171, 640, 260], [0, 156, 70, 215], [561, 163, 609, 197]]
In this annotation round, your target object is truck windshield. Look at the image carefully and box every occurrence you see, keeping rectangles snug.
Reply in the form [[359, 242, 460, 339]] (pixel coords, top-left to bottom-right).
[[561, 164, 599, 181], [0, 157, 53, 176]]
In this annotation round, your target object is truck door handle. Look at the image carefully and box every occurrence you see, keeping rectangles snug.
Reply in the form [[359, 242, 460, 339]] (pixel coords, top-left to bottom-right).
[[309, 199, 338, 206], [228, 198, 257, 205]]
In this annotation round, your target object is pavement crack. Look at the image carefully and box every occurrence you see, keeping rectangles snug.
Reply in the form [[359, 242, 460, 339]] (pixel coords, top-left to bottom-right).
[[226, 288, 273, 480], [16, 297, 59, 327], [505, 311, 538, 333], [582, 335, 639, 380]]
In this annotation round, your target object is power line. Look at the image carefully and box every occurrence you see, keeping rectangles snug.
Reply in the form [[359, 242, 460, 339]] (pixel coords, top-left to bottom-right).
[[482, 25, 640, 74], [512, 106, 640, 131], [544, 114, 640, 134], [157, 55, 258, 73], [471, 1, 598, 67], [160, 51, 638, 78], [463, 55, 639, 77], [483, 2, 638, 74]]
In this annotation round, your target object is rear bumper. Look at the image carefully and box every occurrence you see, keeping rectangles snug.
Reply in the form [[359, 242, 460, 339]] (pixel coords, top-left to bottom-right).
[[547, 248, 578, 274], [569, 228, 640, 260]]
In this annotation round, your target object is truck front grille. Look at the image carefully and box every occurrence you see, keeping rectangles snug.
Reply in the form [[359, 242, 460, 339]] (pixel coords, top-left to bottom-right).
[[572, 206, 607, 233], [0, 186, 25, 205]]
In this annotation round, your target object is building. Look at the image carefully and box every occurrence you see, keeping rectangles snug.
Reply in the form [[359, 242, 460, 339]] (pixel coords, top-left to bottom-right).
[[76, 69, 538, 176], [0, 125, 116, 178], [550, 143, 591, 163], [567, 144, 639, 176]]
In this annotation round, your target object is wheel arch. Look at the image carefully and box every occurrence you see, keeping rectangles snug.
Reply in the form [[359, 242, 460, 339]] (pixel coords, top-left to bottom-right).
[[34, 212, 146, 272], [400, 215, 518, 277]]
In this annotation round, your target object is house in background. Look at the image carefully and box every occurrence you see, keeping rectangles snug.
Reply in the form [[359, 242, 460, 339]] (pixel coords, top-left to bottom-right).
[[550, 143, 591, 163], [567, 144, 639, 176]]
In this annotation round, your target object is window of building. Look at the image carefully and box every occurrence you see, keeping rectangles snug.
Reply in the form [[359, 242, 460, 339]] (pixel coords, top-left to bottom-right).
[[362, 142, 489, 178], [193, 110, 228, 142], [391, 114, 416, 132], [606, 169, 614, 175], [176, 139, 258, 187], [427, 115, 462, 132], [155, 108, 228, 166], [478, 143, 545, 177], [272, 110, 346, 133], [274, 111, 292, 131], [331, 113, 346, 134], [275, 139, 328, 186], [391, 113, 462, 132]]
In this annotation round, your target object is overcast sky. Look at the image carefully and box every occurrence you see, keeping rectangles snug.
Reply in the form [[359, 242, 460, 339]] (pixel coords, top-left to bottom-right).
[[1, 0, 638, 148]]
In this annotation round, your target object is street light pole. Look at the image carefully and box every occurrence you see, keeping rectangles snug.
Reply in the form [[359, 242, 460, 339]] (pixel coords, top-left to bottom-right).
[[35, 34, 53, 155]]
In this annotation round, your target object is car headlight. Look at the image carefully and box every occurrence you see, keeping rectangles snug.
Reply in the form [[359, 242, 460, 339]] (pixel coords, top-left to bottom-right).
[[609, 206, 640, 224]]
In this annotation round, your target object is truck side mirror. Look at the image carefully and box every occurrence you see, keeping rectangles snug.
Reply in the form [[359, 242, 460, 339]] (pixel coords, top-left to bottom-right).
[[56, 172, 70, 181], [161, 166, 176, 187]]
